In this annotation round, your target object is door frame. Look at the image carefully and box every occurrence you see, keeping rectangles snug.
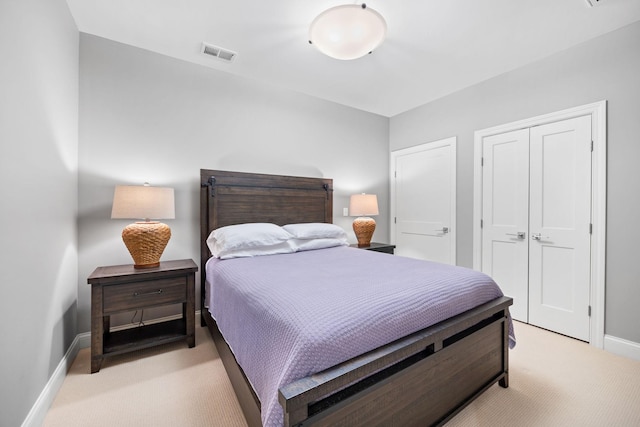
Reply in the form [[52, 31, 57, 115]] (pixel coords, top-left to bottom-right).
[[390, 136, 457, 265], [472, 101, 607, 348]]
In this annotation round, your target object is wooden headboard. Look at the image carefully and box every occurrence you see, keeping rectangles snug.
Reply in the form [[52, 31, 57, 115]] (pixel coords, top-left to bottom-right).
[[199, 169, 334, 304]]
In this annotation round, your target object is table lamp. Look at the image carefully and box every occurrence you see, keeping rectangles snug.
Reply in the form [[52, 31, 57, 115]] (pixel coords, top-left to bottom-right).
[[111, 183, 175, 268], [349, 193, 379, 247]]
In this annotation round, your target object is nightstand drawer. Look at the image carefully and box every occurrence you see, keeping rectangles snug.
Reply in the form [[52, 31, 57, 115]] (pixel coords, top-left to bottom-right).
[[103, 277, 186, 313]]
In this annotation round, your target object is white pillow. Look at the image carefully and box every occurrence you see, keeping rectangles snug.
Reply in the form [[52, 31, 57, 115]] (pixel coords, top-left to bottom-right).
[[289, 237, 348, 252], [207, 223, 294, 258], [217, 241, 294, 260], [282, 223, 348, 240]]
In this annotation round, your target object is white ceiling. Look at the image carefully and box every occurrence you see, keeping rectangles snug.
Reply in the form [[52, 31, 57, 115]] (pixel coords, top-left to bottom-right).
[[66, 0, 640, 117]]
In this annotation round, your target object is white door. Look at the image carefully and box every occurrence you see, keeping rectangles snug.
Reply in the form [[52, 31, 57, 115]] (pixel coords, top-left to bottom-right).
[[481, 129, 530, 322], [528, 116, 592, 341], [391, 137, 456, 264]]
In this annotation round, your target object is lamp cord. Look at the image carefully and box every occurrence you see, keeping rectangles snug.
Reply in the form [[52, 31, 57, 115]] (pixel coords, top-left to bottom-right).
[[131, 309, 145, 327]]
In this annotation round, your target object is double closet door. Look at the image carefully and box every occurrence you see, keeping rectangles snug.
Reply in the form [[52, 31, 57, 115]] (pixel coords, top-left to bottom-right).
[[481, 115, 592, 341]]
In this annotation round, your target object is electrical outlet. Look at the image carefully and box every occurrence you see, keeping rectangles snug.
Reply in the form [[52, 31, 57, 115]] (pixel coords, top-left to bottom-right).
[[343, 207, 349, 216]]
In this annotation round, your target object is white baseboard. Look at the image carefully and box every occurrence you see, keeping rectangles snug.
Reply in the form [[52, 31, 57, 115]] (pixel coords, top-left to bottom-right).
[[604, 334, 640, 361], [20, 332, 86, 427], [21, 311, 202, 427]]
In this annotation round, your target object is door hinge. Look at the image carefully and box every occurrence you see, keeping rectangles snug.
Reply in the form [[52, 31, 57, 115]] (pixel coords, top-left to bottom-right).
[[589, 223, 593, 234], [394, 170, 397, 178], [481, 157, 484, 167], [588, 305, 592, 317], [394, 217, 397, 224], [480, 219, 484, 228], [591, 141, 594, 152]]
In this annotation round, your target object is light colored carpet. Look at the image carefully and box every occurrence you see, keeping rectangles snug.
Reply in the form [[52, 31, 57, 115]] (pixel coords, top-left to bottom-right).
[[43, 326, 247, 427], [448, 322, 640, 426], [44, 322, 640, 426]]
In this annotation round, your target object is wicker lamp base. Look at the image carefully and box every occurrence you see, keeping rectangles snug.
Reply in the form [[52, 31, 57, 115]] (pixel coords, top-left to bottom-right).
[[121, 221, 171, 268], [353, 217, 376, 247]]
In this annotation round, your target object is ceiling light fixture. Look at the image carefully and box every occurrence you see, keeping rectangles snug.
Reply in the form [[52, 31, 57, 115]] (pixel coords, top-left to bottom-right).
[[309, 3, 387, 60]]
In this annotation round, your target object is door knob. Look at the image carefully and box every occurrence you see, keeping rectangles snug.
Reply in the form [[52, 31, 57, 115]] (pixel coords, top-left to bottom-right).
[[506, 232, 526, 239], [436, 227, 449, 234], [531, 233, 549, 241]]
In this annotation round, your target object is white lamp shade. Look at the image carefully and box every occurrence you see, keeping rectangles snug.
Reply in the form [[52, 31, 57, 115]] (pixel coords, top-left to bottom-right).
[[309, 4, 387, 60], [111, 185, 175, 220], [349, 193, 379, 216]]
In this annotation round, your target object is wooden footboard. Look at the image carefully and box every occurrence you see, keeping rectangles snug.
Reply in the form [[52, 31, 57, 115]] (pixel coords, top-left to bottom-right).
[[278, 296, 512, 427], [204, 296, 512, 427]]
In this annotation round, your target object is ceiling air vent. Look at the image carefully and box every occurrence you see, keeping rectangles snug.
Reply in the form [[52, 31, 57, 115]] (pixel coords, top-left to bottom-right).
[[584, 0, 605, 7], [201, 42, 237, 63]]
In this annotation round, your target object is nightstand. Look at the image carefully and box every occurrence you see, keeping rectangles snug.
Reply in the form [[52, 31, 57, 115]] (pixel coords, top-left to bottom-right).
[[87, 259, 198, 373], [350, 242, 396, 254]]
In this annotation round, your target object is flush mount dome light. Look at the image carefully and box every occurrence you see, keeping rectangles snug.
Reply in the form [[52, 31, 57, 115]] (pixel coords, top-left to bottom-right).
[[309, 3, 387, 60]]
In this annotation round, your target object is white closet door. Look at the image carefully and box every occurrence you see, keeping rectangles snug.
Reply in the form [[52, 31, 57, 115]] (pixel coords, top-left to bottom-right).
[[481, 129, 530, 321], [528, 115, 592, 341]]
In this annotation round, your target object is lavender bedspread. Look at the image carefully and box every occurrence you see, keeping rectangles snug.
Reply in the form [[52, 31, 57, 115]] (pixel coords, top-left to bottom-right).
[[206, 246, 514, 427]]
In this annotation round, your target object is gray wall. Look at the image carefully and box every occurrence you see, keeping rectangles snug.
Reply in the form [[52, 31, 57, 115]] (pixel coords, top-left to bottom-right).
[[77, 35, 390, 331], [390, 21, 640, 343], [0, 0, 79, 426]]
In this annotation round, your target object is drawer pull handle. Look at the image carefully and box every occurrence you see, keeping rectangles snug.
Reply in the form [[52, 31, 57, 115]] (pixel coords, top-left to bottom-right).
[[133, 289, 163, 297]]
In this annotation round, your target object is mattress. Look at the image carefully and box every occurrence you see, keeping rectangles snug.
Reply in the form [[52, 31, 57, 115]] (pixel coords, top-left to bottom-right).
[[206, 246, 514, 427]]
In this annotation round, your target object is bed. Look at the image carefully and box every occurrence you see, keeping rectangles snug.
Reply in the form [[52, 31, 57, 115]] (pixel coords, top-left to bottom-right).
[[199, 169, 513, 427]]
